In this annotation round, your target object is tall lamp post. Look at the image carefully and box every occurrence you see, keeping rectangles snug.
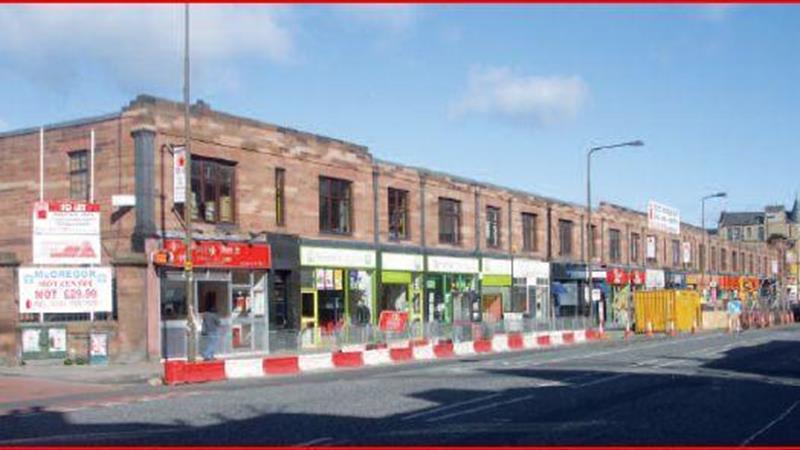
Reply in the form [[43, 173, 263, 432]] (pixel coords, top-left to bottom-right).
[[183, 4, 197, 362], [586, 140, 644, 327], [701, 192, 726, 308]]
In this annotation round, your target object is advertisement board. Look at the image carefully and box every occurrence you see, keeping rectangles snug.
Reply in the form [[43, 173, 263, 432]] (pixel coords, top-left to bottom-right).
[[32, 201, 101, 265], [173, 146, 186, 204], [18, 267, 113, 314], [645, 269, 665, 289], [647, 201, 680, 235], [378, 311, 408, 333]]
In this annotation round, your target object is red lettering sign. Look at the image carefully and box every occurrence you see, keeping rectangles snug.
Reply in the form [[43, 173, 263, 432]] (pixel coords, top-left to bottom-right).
[[157, 239, 271, 269], [379, 311, 408, 333], [606, 268, 629, 285]]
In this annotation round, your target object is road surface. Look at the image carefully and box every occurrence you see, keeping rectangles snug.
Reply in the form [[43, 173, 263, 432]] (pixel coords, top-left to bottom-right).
[[1, 325, 799, 446]]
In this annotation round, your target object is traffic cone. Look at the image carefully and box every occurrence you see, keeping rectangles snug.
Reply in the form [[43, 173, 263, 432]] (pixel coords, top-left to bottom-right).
[[669, 320, 677, 337], [646, 321, 653, 338]]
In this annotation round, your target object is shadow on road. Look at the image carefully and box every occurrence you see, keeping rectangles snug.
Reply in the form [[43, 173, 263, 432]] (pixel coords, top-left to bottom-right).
[[0, 338, 798, 446]]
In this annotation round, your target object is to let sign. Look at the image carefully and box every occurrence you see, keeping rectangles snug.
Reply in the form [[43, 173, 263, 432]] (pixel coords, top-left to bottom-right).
[[19, 267, 113, 314], [32, 201, 101, 265]]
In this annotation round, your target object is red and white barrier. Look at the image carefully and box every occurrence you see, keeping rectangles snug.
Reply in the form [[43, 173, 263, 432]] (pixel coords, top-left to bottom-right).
[[163, 328, 606, 385]]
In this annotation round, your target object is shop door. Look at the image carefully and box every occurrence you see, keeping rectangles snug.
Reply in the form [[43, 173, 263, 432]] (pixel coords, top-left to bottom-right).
[[301, 289, 318, 330], [197, 281, 230, 356], [481, 294, 503, 322]]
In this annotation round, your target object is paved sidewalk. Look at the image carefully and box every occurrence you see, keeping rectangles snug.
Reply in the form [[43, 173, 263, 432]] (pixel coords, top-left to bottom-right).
[[0, 360, 162, 386]]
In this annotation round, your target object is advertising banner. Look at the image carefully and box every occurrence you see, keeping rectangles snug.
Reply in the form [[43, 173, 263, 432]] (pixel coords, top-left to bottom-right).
[[173, 146, 186, 204], [647, 201, 680, 234], [18, 267, 113, 314], [378, 310, 408, 333], [682, 242, 692, 264], [646, 236, 657, 259], [32, 201, 101, 265], [645, 269, 665, 289], [606, 268, 629, 285]]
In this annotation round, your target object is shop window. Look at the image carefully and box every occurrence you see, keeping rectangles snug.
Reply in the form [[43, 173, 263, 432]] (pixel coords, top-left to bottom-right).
[[438, 197, 461, 245], [609, 229, 621, 263], [388, 187, 409, 240], [522, 213, 537, 252], [671, 240, 681, 267], [319, 176, 352, 234], [69, 150, 89, 201], [275, 168, 285, 227], [348, 270, 373, 326], [271, 270, 290, 328], [630, 233, 640, 263], [161, 278, 187, 320], [486, 206, 501, 248], [558, 220, 573, 256], [190, 157, 236, 224]]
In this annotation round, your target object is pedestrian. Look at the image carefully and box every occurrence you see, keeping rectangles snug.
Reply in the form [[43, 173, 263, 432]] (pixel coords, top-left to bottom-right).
[[201, 294, 222, 360], [727, 291, 742, 334]]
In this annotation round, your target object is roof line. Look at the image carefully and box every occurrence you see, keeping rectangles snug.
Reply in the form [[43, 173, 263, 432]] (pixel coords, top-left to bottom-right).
[[0, 112, 121, 139]]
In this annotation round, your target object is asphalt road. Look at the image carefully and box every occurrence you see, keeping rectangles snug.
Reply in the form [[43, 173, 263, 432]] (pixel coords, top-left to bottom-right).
[[1, 325, 799, 446]]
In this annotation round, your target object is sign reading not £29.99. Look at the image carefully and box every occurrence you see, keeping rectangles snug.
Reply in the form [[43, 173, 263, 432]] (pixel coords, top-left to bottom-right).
[[19, 267, 113, 314]]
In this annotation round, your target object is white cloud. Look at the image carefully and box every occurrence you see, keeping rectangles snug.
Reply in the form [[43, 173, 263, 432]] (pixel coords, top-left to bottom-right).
[[451, 66, 589, 127], [0, 5, 294, 92], [336, 5, 419, 33]]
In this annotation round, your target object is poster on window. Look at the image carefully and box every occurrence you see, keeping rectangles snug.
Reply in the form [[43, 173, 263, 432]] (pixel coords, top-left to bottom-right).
[[18, 267, 113, 314], [646, 236, 656, 259], [682, 242, 691, 264], [173, 146, 186, 204], [48, 328, 67, 353], [22, 329, 41, 353]]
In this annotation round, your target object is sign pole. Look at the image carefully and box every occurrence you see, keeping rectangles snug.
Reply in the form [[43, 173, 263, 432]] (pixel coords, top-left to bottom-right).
[[90, 129, 95, 203], [39, 127, 44, 202], [183, 4, 198, 363]]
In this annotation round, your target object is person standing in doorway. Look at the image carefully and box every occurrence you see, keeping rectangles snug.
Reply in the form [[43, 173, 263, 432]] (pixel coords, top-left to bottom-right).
[[201, 293, 222, 360]]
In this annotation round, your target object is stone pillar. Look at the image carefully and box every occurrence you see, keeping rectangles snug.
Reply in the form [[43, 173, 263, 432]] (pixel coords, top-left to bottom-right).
[[112, 252, 149, 363], [132, 125, 157, 253], [0, 253, 20, 366]]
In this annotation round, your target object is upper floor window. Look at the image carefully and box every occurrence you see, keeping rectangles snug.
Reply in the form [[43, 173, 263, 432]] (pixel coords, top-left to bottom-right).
[[711, 246, 717, 271], [671, 240, 681, 266], [388, 188, 409, 240], [486, 206, 501, 248], [319, 176, 352, 234], [758, 226, 765, 241], [69, 150, 89, 201], [522, 213, 538, 252], [721, 249, 728, 271], [646, 235, 657, 262], [699, 244, 706, 271], [589, 224, 598, 258], [191, 157, 236, 224], [558, 219, 573, 256], [630, 232, 640, 263], [275, 168, 286, 227], [749, 254, 754, 274], [609, 229, 621, 263], [438, 198, 461, 245], [732, 251, 738, 272]]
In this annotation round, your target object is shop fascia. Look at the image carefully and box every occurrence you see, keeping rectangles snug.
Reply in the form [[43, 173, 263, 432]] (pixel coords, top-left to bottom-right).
[[379, 252, 425, 323]]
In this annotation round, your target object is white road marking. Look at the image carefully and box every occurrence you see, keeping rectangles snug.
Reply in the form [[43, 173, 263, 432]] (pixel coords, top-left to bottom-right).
[[740, 400, 799, 446], [400, 393, 503, 421], [294, 437, 334, 446]]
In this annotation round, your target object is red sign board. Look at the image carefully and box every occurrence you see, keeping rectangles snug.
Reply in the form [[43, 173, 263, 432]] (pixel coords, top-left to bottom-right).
[[630, 270, 646, 285], [378, 311, 408, 333], [606, 268, 629, 285], [158, 239, 271, 269]]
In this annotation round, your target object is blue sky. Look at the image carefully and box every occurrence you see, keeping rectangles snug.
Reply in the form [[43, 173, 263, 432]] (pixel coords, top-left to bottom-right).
[[1, 5, 798, 227]]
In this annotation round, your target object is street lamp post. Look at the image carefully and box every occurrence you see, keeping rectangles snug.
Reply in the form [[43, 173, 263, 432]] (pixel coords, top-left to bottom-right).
[[701, 192, 726, 309], [183, 4, 198, 362], [586, 140, 644, 327]]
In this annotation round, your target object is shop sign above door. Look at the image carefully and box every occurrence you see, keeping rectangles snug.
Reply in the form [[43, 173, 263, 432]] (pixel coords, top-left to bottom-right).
[[427, 255, 479, 274], [481, 258, 512, 275], [158, 239, 271, 269], [382, 252, 423, 272], [300, 246, 376, 269]]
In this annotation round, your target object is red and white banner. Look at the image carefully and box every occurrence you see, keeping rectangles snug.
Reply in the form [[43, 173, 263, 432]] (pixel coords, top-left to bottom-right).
[[19, 267, 113, 314], [378, 311, 408, 333], [173, 146, 186, 204], [32, 201, 101, 265]]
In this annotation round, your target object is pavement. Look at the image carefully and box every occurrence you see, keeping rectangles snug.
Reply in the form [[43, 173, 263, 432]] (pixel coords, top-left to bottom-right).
[[0, 324, 798, 445]]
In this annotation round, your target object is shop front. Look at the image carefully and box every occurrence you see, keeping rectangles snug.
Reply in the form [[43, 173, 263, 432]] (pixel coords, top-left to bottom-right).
[[425, 255, 480, 324], [666, 271, 686, 289], [511, 258, 551, 322], [551, 263, 605, 318], [299, 245, 376, 331], [379, 252, 424, 325], [156, 239, 271, 359], [606, 267, 629, 327], [480, 258, 513, 323]]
